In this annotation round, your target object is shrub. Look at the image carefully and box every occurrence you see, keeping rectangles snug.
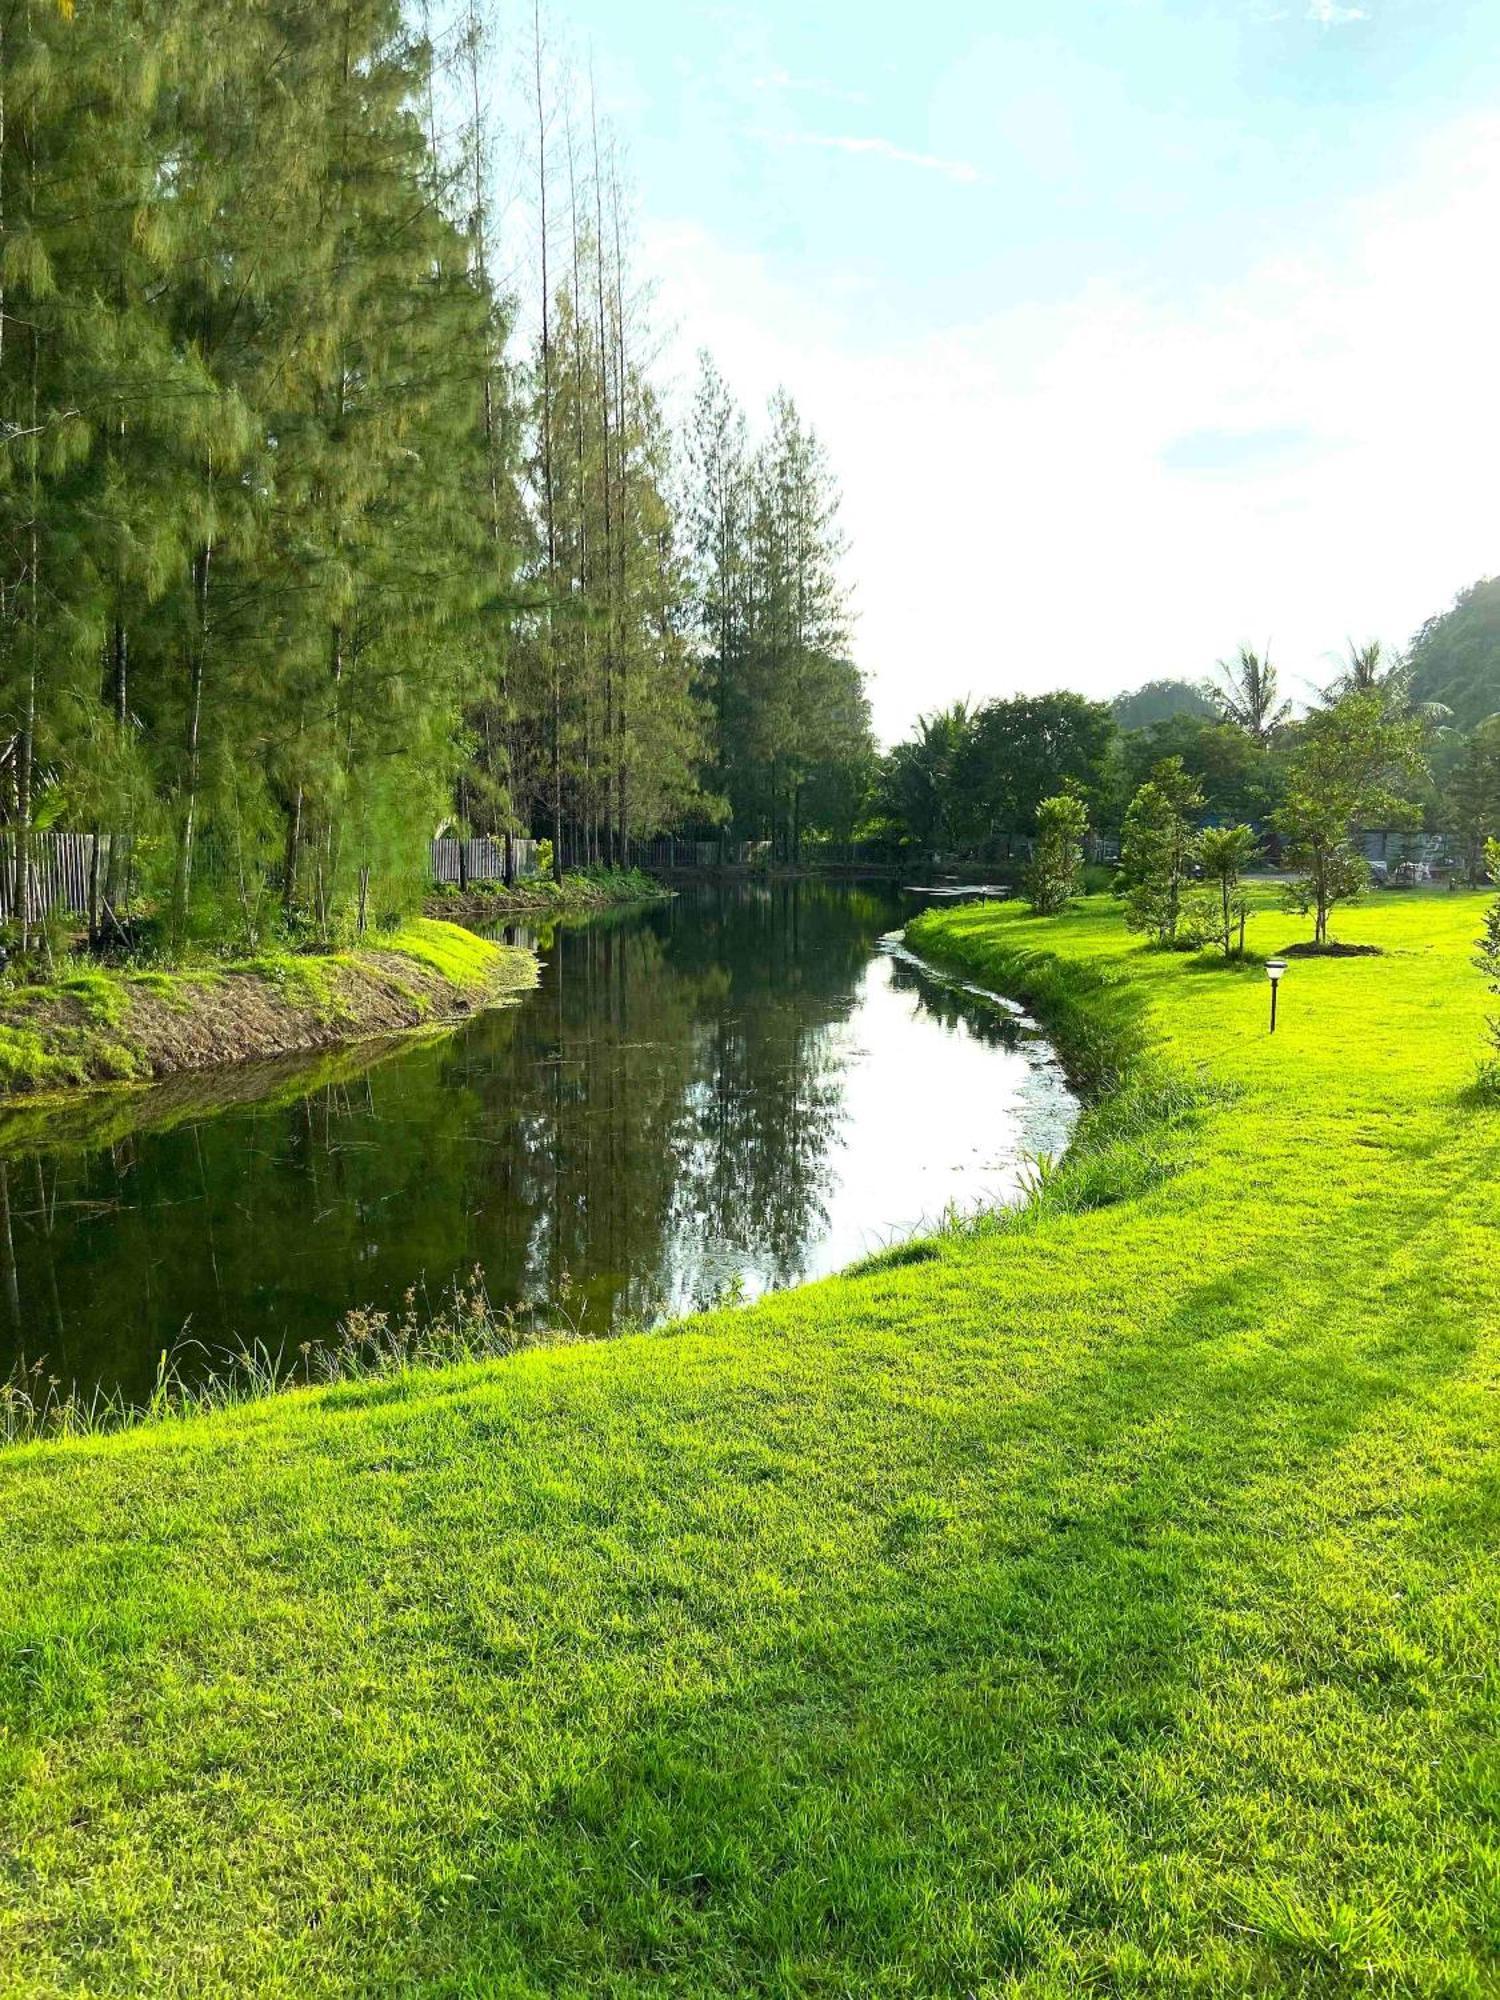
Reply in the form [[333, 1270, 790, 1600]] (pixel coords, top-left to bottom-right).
[[1198, 823, 1259, 957], [1025, 792, 1089, 916], [1116, 758, 1203, 945]]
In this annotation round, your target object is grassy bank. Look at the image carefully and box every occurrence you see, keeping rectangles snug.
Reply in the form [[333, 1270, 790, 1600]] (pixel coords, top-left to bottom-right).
[[0, 918, 535, 1099], [427, 863, 668, 924], [1, 892, 1496, 1994]]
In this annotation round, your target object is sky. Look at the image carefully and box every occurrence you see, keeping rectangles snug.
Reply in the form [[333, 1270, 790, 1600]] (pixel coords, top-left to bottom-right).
[[531, 0, 1500, 742]]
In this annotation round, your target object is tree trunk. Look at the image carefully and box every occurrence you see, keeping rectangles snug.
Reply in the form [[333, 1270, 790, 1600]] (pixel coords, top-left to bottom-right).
[[112, 614, 127, 725], [283, 783, 304, 920], [88, 827, 102, 951], [533, 3, 562, 886], [172, 544, 211, 932]]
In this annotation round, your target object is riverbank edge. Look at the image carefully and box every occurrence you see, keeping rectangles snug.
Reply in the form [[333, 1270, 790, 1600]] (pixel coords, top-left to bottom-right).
[[0, 918, 537, 1106], [895, 903, 1234, 1245], [0, 909, 1122, 1446], [424, 864, 670, 925], [906, 901, 1146, 1100]]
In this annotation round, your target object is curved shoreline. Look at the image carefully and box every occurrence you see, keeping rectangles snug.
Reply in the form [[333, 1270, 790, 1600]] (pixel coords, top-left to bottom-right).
[[2, 920, 1064, 1441]]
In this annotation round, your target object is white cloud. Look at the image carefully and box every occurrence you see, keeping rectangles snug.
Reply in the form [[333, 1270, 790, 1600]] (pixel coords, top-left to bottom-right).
[[1307, 1, 1369, 23], [753, 68, 869, 107], [756, 128, 983, 186], [643, 117, 1500, 743]]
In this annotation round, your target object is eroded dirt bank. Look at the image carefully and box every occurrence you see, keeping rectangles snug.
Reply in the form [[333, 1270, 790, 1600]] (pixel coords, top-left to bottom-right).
[[0, 920, 537, 1100]]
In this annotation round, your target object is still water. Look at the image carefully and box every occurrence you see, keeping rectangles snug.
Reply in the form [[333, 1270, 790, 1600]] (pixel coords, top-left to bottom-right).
[[0, 882, 1077, 1404]]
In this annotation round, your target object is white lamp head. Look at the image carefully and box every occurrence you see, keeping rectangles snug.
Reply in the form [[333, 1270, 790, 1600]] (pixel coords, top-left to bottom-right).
[[1265, 957, 1287, 985]]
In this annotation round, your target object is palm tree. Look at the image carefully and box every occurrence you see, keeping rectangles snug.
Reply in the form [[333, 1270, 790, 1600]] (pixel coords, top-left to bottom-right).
[[1323, 639, 1452, 726], [1214, 645, 1291, 745]]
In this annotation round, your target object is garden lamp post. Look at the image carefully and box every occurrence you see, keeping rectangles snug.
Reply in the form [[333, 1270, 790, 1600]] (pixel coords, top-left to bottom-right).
[[1265, 957, 1287, 1034]]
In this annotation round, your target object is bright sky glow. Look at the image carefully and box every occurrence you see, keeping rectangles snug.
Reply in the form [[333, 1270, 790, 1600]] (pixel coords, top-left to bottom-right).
[[542, 0, 1500, 740]]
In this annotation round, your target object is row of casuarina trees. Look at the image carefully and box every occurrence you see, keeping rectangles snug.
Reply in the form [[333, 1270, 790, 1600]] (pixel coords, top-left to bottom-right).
[[0, 0, 872, 957]]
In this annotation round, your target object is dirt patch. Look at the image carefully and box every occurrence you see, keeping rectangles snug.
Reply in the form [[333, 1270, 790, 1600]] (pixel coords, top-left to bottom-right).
[[0, 928, 537, 1101]]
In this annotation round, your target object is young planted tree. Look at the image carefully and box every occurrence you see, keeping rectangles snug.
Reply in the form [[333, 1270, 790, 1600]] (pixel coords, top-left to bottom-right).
[[1474, 839, 1500, 1089], [1274, 691, 1426, 945], [1026, 790, 1089, 916], [1196, 822, 1259, 958], [1117, 757, 1204, 944]]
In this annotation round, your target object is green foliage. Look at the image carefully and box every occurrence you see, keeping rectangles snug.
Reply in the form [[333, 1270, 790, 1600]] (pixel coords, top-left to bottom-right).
[[0, 4, 863, 955], [1197, 821, 1260, 957], [1275, 692, 1426, 945], [1213, 644, 1292, 743], [876, 691, 1117, 857], [1445, 718, 1500, 881], [874, 702, 973, 852], [0, 0, 509, 955], [1406, 574, 1500, 728], [1116, 757, 1204, 944], [1025, 790, 1089, 915], [686, 366, 872, 858], [1110, 711, 1283, 827]]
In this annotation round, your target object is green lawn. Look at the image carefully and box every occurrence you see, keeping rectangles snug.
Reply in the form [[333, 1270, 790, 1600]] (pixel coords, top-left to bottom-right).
[[2, 892, 1497, 1996]]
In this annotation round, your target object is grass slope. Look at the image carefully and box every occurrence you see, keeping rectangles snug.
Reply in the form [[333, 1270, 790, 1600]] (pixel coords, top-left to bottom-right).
[[427, 865, 668, 924], [0, 919, 535, 1100], [1, 893, 1497, 1995]]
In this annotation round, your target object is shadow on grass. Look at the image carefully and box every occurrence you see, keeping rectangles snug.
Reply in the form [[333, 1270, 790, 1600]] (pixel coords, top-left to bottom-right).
[[379, 1232, 1489, 1996], [1180, 952, 1266, 976]]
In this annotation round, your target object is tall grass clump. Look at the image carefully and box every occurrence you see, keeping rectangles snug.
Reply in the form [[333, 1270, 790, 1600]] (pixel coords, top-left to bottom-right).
[[0, 1269, 577, 1448]]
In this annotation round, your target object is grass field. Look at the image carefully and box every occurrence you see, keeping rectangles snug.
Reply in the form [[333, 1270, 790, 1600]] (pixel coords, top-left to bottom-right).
[[1, 891, 1496, 1995]]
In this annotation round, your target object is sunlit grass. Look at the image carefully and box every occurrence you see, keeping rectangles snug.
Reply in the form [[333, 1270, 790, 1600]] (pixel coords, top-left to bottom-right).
[[0, 890, 1495, 1994]]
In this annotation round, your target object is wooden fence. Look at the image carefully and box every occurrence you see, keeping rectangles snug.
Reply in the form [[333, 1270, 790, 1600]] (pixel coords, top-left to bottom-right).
[[430, 836, 538, 886], [0, 831, 126, 922], [638, 838, 764, 869], [0, 830, 542, 923]]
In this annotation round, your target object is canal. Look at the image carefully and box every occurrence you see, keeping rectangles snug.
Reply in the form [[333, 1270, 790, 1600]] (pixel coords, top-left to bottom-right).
[[0, 881, 1077, 1405]]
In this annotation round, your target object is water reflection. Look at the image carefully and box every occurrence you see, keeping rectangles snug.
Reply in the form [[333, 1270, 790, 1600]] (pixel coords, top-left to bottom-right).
[[0, 883, 1077, 1403]]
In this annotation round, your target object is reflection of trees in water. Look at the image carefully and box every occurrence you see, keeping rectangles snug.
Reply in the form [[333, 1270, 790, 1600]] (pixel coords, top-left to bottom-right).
[[455, 881, 893, 1321], [649, 884, 885, 1293], [0, 882, 913, 1401], [882, 946, 1028, 1050]]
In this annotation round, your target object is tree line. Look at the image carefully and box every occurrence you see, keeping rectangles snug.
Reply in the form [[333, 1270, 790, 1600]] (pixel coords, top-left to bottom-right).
[[0, 0, 872, 957], [875, 634, 1500, 896]]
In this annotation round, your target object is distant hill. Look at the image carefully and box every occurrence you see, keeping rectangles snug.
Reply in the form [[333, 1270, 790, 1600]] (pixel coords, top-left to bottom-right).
[[1407, 577, 1500, 727], [1110, 678, 1218, 731]]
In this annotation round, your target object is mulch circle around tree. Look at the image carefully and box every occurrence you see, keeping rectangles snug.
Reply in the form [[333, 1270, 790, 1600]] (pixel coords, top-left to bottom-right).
[[1280, 941, 1385, 957]]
